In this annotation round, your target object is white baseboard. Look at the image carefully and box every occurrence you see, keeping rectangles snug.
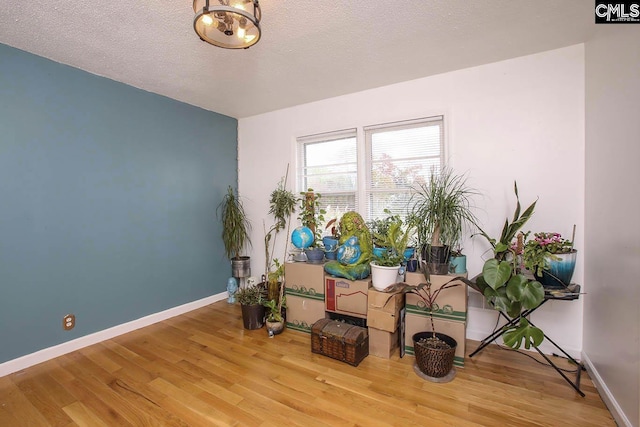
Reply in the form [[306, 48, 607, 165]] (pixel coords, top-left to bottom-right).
[[0, 292, 228, 378], [582, 351, 633, 427]]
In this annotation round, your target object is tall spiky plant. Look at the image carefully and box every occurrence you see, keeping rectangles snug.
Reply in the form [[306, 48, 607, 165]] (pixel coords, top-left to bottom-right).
[[409, 167, 478, 249], [217, 185, 251, 260]]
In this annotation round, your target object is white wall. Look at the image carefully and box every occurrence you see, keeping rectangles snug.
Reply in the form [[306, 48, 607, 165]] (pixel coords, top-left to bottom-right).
[[239, 45, 585, 355], [585, 27, 640, 427]]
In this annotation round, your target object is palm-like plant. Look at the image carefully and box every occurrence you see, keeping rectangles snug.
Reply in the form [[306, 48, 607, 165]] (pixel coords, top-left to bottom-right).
[[217, 186, 251, 260], [409, 167, 478, 249]]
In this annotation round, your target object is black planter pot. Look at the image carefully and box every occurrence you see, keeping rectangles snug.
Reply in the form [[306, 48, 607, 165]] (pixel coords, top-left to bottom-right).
[[421, 245, 450, 275], [412, 331, 457, 378], [241, 303, 265, 330]]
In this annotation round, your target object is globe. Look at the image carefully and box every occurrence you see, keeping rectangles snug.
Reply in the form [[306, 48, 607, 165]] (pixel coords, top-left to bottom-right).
[[291, 226, 314, 249], [337, 235, 361, 265]]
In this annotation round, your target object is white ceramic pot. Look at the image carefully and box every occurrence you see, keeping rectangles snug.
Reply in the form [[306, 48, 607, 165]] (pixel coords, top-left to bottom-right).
[[371, 262, 403, 291]]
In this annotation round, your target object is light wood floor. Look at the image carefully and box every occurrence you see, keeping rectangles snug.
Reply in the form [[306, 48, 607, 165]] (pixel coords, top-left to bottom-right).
[[1, 301, 614, 426]]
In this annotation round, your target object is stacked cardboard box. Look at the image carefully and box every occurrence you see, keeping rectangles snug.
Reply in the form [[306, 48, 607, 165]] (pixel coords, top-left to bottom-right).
[[367, 288, 404, 358], [285, 262, 326, 333], [325, 276, 370, 319], [403, 272, 468, 367]]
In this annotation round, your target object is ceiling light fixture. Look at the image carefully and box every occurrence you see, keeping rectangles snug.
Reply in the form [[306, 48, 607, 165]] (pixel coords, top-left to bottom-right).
[[193, 0, 261, 49]]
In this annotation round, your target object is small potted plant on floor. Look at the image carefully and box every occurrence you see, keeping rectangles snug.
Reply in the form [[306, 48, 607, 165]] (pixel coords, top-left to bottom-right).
[[263, 267, 287, 337], [523, 230, 577, 289], [236, 283, 265, 330], [217, 185, 252, 279], [405, 260, 463, 381]]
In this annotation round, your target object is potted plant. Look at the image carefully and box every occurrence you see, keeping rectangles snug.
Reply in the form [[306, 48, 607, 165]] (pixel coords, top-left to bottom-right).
[[298, 188, 326, 263], [370, 218, 415, 291], [367, 209, 399, 256], [523, 230, 577, 289], [448, 247, 467, 274], [404, 260, 463, 381], [466, 182, 545, 350], [322, 217, 341, 260], [263, 168, 297, 300], [263, 292, 287, 336], [236, 283, 265, 330], [217, 185, 252, 279], [408, 167, 477, 274]]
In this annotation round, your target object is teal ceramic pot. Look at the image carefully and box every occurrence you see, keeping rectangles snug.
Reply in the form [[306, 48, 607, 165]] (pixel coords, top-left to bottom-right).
[[323, 236, 339, 260], [449, 255, 467, 274], [539, 250, 577, 289], [403, 247, 415, 261], [373, 246, 386, 258]]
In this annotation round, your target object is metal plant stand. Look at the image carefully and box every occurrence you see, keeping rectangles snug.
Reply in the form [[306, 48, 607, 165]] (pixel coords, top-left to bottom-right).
[[470, 284, 586, 397]]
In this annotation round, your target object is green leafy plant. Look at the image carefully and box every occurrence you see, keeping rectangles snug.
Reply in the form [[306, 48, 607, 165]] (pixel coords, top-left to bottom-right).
[[217, 186, 252, 260], [408, 167, 478, 249], [264, 296, 287, 322], [469, 182, 545, 350], [405, 260, 462, 339], [372, 220, 414, 267], [367, 209, 400, 248], [523, 232, 574, 277], [236, 284, 264, 306], [264, 169, 297, 300], [298, 188, 326, 247]]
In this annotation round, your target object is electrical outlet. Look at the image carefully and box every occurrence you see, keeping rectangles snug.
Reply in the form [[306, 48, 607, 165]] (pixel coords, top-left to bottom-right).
[[63, 314, 75, 331]]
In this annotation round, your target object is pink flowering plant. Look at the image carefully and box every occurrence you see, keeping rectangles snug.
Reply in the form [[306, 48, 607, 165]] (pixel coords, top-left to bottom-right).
[[523, 232, 574, 277]]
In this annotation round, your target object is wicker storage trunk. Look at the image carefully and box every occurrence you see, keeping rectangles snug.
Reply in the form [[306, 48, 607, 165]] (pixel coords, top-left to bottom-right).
[[311, 319, 369, 366]]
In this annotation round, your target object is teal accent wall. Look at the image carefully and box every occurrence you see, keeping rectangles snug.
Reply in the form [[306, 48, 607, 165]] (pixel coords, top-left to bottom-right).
[[0, 44, 238, 363]]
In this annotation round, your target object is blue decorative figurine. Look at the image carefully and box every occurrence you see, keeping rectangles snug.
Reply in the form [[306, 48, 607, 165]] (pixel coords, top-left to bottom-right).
[[227, 277, 238, 304]]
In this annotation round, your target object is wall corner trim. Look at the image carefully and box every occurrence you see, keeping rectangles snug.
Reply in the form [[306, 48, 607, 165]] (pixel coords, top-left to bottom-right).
[[0, 292, 228, 378], [582, 351, 633, 427]]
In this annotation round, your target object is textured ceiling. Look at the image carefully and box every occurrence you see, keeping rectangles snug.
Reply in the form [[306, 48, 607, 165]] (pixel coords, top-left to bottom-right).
[[0, 1, 596, 118]]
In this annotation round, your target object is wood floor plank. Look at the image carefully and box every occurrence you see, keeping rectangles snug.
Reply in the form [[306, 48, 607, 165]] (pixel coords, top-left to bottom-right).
[[0, 301, 616, 426]]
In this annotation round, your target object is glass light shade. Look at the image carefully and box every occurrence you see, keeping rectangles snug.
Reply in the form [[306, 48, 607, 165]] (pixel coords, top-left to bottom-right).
[[193, 0, 261, 49]]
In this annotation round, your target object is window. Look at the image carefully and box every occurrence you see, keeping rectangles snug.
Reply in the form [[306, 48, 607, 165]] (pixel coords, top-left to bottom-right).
[[297, 129, 358, 221], [297, 116, 443, 223], [365, 116, 444, 219]]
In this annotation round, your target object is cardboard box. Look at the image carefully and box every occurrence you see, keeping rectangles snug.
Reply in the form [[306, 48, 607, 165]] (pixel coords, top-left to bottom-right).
[[404, 272, 467, 322], [285, 293, 326, 334], [325, 277, 370, 318], [404, 312, 466, 367], [368, 327, 399, 359], [366, 288, 404, 332], [285, 262, 325, 297]]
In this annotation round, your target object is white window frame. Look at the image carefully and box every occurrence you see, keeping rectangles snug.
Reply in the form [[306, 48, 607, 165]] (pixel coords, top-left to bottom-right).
[[296, 115, 445, 223]]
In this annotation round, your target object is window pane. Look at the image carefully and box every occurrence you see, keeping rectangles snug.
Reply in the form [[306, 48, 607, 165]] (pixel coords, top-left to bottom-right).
[[298, 130, 358, 226], [369, 191, 414, 221], [366, 116, 444, 220], [371, 157, 440, 190]]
